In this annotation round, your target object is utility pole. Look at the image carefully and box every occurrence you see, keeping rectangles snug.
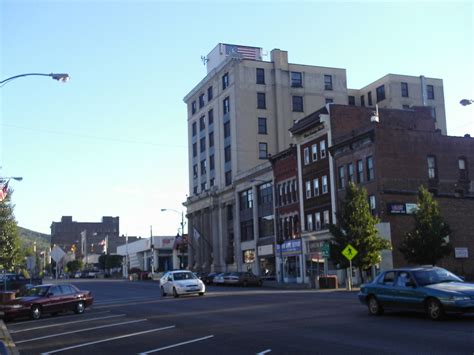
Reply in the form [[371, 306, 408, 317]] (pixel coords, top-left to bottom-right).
[[150, 225, 155, 277]]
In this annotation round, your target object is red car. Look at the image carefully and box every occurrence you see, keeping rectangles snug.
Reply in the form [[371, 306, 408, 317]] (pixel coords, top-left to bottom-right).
[[0, 283, 93, 321]]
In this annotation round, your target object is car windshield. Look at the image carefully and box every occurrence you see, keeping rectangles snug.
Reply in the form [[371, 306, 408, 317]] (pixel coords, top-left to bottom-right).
[[22, 286, 49, 297], [412, 268, 463, 286], [173, 272, 197, 281]]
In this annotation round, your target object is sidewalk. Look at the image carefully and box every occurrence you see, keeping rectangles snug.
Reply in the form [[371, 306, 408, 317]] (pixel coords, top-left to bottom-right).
[[0, 320, 18, 355], [262, 280, 360, 292]]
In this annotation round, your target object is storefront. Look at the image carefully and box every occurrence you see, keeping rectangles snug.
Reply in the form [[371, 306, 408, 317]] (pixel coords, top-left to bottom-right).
[[257, 244, 275, 279], [276, 239, 304, 284]]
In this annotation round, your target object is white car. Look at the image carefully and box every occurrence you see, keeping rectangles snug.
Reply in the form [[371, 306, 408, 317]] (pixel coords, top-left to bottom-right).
[[159, 270, 205, 298]]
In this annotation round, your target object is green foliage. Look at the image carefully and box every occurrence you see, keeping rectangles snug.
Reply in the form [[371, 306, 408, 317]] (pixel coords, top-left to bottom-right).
[[18, 227, 51, 254], [66, 260, 83, 274], [0, 188, 22, 271], [399, 186, 452, 265], [99, 254, 123, 270], [329, 182, 391, 270]]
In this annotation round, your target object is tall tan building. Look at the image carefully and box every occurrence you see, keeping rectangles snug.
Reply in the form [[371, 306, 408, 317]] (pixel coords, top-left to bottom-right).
[[183, 43, 447, 274]]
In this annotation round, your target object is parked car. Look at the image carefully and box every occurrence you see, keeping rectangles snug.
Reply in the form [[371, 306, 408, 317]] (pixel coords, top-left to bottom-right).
[[0, 283, 93, 321], [224, 272, 263, 287], [197, 272, 218, 285], [358, 266, 474, 320], [159, 270, 205, 298], [0, 273, 42, 292], [213, 272, 231, 285]]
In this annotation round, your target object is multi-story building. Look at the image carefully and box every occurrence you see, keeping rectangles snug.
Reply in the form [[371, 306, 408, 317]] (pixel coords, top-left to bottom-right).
[[184, 43, 448, 277]]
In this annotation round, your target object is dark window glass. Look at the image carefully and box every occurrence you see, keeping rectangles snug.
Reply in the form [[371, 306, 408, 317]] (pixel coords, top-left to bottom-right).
[[225, 170, 232, 186], [210, 155, 215, 171], [258, 117, 267, 134], [360, 95, 365, 107], [366, 156, 374, 181], [357, 159, 364, 183], [209, 132, 214, 148], [291, 72, 302, 87], [199, 94, 205, 108], [193, 186, 198, 194], [256, 68, 265, 84], [348, 163, 354, 182], [192, 122, 197, 136], [325, 98, 334, 104], [208, 109, 214, 125], [200, 159, 206, 175], [427, 155, 437, 179], [223, 97, 230, 115], [225, 146, 231, 162], [200, 137, 206, 152], [376, 85, 386, 102], [324, 75, 333, 90], [240, 220, 254, 241], [192, 143, 197, 157], [222, 73, 229, 90], [201, 182, 207, 191], [292, 96, 303, 112], [338, 166, 345, 189], [207, 86, 213, 101], [257, 92, 266, 109], [193, 164, 198, 178], [368, 92, 373, 106], [240, 189, 253, 210], [224, 121, 231, 138], [401, 82, 409, 97], [459, 157, 468, 180], [259, 142, 268, 159], [348, 96, 355, 105], [427, 85, 435, 100], [191, 101, 196, 115], [199, 116, 205, 131]]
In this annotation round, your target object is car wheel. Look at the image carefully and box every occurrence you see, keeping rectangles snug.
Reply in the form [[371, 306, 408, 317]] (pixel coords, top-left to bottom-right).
[[367, 296, 384, 316], [173, 287, 179, 298], [199, 292, 204, 296], [75, 301, 86, 314], [426, 298, 444, 321], [161, 287, 167, 297], [30, 305, 42, 320]]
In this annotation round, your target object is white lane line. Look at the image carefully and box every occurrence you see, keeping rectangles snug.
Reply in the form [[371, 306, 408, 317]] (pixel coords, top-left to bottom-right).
[[7, 310, 111, 326], [41, 325, 176, 354], [16, 318, 147, 344], [9, 314, 126, 333], [257, 350, 272, 354], [138, 335, 215, 354]]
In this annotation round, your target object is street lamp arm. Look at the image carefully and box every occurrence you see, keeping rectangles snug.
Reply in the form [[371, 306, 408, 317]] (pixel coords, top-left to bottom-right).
[[460, 99, 473, 106], [0, 72, 70, 86]]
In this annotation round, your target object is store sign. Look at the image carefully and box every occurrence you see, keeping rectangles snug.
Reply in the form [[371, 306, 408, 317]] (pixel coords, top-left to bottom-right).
[[455, 247, 469, 259], [387, 203, 406, 214], [257, 244, 274, 256], [276, 239, 302, 256]]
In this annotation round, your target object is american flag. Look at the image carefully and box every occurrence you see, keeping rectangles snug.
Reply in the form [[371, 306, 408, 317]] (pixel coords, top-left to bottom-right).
[[224, 44, 261, 60], [0, 180, 9, 202]]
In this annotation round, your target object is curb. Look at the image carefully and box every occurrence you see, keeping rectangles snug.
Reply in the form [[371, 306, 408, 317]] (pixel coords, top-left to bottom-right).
[[0, 321, 18, 355]]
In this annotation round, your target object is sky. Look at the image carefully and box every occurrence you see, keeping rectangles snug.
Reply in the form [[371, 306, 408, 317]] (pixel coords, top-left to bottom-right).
[[1, 0, 473, 238]]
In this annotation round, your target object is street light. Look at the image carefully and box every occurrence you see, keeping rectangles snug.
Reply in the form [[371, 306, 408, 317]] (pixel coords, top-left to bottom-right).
[[0, 177, 23, 182], [460, 99, 473, 106], [0, 72, 70, 87], [161, 208, 186, 268]]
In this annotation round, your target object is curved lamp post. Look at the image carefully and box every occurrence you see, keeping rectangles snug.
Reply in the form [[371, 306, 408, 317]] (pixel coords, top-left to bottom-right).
[[161, 208, 186, 268], [460, 99, 473, 106], [0, 73, 70, 87]]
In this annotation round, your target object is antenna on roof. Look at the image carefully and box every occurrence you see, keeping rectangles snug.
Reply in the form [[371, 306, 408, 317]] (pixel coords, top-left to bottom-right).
[[200, 56, 209, 66]]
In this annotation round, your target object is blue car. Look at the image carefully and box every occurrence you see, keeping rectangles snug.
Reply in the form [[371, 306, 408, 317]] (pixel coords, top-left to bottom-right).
[[358, 266, 474, 320]]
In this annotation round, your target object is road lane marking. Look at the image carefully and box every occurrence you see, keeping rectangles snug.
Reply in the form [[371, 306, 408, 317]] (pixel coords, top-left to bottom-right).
[[16, 318, 147, 344], [94, 296, 155, 305], [9, 314, 126, 333], [138, 335, 214, 354], [7, 310, 111, 326], [41, 325, 176, 354], [257, 350, 272, 354]]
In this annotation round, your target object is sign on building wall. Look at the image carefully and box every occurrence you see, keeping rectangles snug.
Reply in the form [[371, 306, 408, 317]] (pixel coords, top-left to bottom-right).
[[455, 247, 469, 259], [387, 203, 418, 215], [276, 239, 302, 257], [257, 244, 274, 256]]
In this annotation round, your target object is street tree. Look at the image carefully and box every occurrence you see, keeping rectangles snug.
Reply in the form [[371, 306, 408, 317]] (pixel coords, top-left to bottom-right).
[[329, 182, 391, 280], [0, 187, 22, 271], [399, 186, 452, 265], [66, 260, 83, 274]]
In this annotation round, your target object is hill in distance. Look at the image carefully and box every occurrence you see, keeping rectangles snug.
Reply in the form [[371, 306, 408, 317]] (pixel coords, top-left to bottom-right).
[[18, 226, 51, 252]]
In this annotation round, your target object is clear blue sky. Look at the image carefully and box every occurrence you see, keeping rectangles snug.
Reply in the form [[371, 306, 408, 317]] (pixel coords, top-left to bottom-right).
[[1, 1, 473, 238]]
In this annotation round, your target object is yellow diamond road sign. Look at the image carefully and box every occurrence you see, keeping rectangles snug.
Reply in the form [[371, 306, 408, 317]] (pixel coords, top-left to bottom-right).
[[342, 244, 358, 261]]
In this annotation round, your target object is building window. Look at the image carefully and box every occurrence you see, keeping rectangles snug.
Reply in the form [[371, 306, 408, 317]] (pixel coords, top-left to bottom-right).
[[201, 182, 207, 191], [401, 82, 409, 97], [225, 146, 231, 162], [427, 155, 437, 179], [368, 92, 373, 106], [192, 122, 197, 136], [210, 178, 215, 187], [304, 147, 310, 165], [199, 116, 205, 131], [325, 98, 334, 104], [348, 163, 354, 183], [259, 142, 268, 159], [240, 221, 254, 242], [360, 95, 365, 107], [315, 212, 321, 230], [322, 175, 328, 194], [225, 171, 232, 186], [324, 75, 333, 90], [357, 159, 364, 183], [210, 154, 215, 171], [312, 144, 318, 161], [256, 68, 265, 84], [208, 109, 214, 125], [193, 186, 198, 195], [224, 121, 231, 138], [192, 143, 197, 157], [323, 210, 330, 227], [258, 117, 267, 134], [338, 166, 345, 189], [200, 137, 206, 152], [209, 132, 214, 148], [193, 164, 198, 179], [223, 97, 230, 115], [427, 85, 435, 100], [320, 140, 326, 159], [348, 96, 355, 105], [199, 94, 205, 109], [369, 195, 376, 216], [257, 92, 266, 109], [376, 85, 386, 102], [367, 156, 374, 181], [240, 189, 253, 209], [306, 181, 311, 199], [292, 96, 303, 112], [307, 214, 313, 231], [207, 86, 213, 101], [191, 101, 196, 115], [459, 157, 468, 180], [222, 72, 229, 90], [200, 159, 207, 175], [313, 178, 320, 196], [291, 72, 302, 87], [430, 107, 436, 120]]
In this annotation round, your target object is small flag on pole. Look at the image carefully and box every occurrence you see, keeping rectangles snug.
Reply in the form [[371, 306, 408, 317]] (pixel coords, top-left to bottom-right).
[[0, 180, 10, 202]]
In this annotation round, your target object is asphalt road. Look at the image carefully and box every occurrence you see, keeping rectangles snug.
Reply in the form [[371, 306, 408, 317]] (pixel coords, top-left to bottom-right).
[[5, 279, 474, 355]]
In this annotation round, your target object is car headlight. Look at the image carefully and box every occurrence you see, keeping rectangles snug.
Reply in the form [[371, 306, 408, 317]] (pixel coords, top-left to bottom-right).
[[450, 296, 471, 301]]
